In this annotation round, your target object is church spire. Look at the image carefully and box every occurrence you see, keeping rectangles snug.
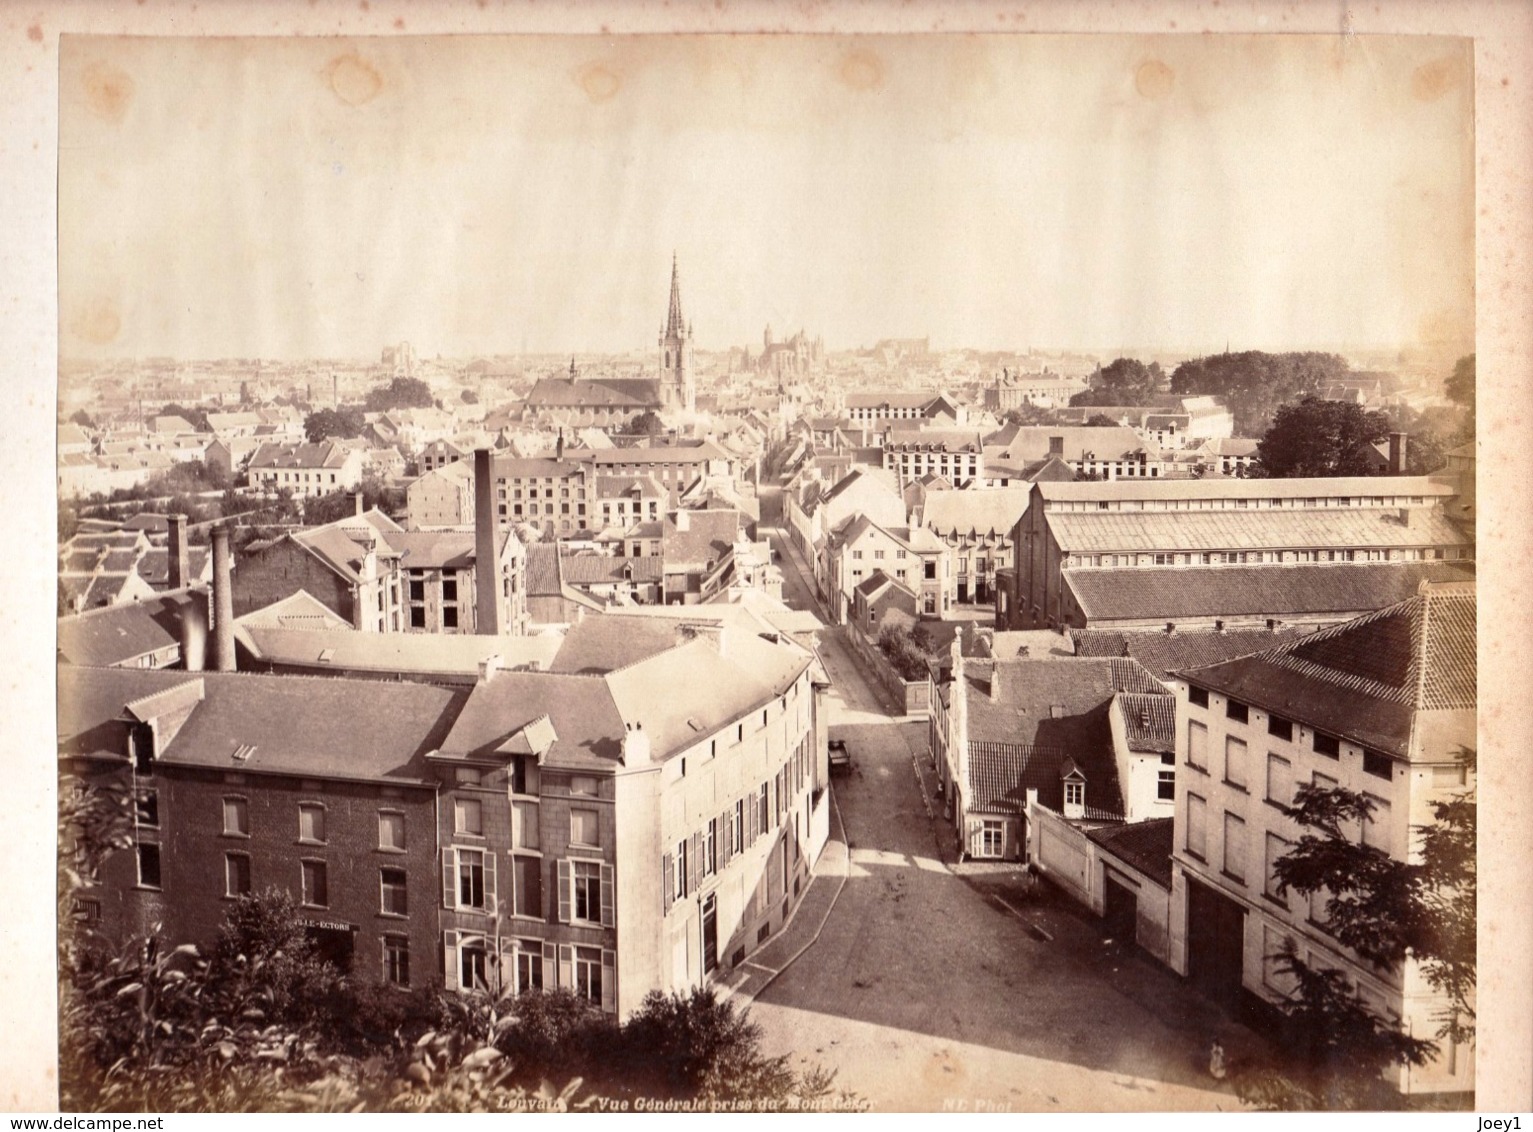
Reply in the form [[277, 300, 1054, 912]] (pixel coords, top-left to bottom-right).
[[665, 253, 685, 338]]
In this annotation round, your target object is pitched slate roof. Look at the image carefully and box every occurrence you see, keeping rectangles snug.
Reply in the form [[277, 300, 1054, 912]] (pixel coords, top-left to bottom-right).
[[921, 487, 1032, 538], [982, 425, 1155, 463], [239, 624, 562, 677], [1177, 582, 1475, 757], [1034, 475, 1455, 504], [57, 665, 465, 782], [136, 547, 211, 588], [1064, 561, 1474, 622], [968, 740, 1122, 821], [386, 530, 477, 571], [525, 544, 562, 597], [57, 592, 204, 667], [1048, 507, 1467, 555], [248, 440, 354, 470], [560, 554, 666, 585], [1073, 627, 1311, 680], [1086, 818, 1175, 889], [845, 391, 936, 409], [524, 376, 660, 409], [662, 510, 743, 569]]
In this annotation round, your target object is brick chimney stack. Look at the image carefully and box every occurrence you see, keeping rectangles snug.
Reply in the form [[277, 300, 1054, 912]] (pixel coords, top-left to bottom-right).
[[211, 523, 236, 672], [1388, 432, 1408, 475], [474, 448, 500, 635], [167, 513, 190, 591]]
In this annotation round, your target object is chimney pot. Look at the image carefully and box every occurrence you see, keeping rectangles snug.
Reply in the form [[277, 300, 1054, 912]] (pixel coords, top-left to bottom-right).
[[474, 448, 500, 636], [167, 513, 190, 591], [211, 523, 236, 672]]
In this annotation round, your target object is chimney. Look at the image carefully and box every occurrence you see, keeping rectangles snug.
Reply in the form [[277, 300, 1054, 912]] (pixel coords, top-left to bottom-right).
[[474, 448, 501, 636], [556, 428, 564, 461], [350, 491, 364, 516], [211, 523, 236, 672], [1048, 436, 1064, 457], [677, 621, 726, 656], [1398, 506, 1414, 528], [167, 513, 190, 591], [622, 721, 652, 766], [180, 588, 208, 672], [674, 509, 690, 532], [1388, 431, 1407, 475], [478, 654, 501, 682], [1049, 704, 1066, 719]]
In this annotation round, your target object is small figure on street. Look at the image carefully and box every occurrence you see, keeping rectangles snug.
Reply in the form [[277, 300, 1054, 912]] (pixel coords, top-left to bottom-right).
[[1208, 1040, 1227, 1080]]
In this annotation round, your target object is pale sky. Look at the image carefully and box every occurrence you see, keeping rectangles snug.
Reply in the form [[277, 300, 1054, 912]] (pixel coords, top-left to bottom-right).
[[58, 33, 1474, 360]]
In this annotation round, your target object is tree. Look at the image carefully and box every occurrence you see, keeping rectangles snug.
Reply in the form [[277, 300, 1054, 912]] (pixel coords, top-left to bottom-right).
[[365, 377, 434, 412], [1002, 403, 1063, 427], [302, 474, 405, 525], [617, 988, 797, 1103], [69, 408, 96, 429], [1444, 354, 1475, 442], [460, 388, 480, 404], [1070, 357, 1163, 407], [1254, 397, 1393, 478], [1233, 749, 1476, 1108], [157, 403, 213, 432], [1083, 413, 1119, 428], [1171, 351, 1352, 436], [623, 410, 666, 436], [304, 406, 365, 443]]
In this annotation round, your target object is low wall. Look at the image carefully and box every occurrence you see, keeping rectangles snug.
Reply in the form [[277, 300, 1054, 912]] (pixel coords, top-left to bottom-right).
[[845, 623, 931, 716]]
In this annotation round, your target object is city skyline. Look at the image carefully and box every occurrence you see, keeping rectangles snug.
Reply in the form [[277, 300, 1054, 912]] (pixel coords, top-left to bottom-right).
[[60, 34, 1473, 363]]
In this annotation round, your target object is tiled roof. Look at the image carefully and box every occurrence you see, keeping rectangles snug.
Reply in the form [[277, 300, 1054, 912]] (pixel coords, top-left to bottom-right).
[[662, 510, 743, 569], [921, 487, 1031, 538], [1116, 693, 1176, 753], [560, 554, 666, 585], [57, 592, 203, 667], [884, 429, 984, 453], [387, 530, 478, 571], [595, 475, 665, 500], [1178, 582, 1475, 757], [135, 547, 211, 588], [1048, 507, 1468, 555], [240, 625, 562, 676], [524, 377, 659, 409], [249, 440, 353, 470], [1086, 818, 1175, 889], [548, 615, 682, 675], [1073, 627, 1311, 680], [525, 544, 562, 597], [982, 425, 1155, 463], [1064, 561, 1475, 622], [584, 441, 730, 465], [845, 391, 935, 409], [968, 740, 1122, 821], [491, 456, 587, 480], [57, 665, 465, 782]]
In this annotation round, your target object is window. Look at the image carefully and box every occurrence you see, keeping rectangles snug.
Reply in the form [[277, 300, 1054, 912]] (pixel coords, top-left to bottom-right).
[[1267, 714, 1293, 742], [1225, 699, 1249, 724], [1064, 780, 1084, 809], [573, 945, 604, 1004], [1187, 720, 1208, 770], [1185, 795, 1206, 859], [512, 854, 542, 918], [759, 783, 770, 831], [1264, 833, 1289, 900], [570, 808, 600, 848], [1313, 732, 1340, 759], [455, 797, 483, 836], [1223, 813, 1247, 882], [1188, 685, 1209, 709], [1432, 764, 1467, 788], [510, 755, 537, 796], [674, 839, 688, 900], [456, 766, 483, 786], [301, 860, 328, 907], [460, 939, 488, 991], [702, 819, 717, 877], [409, 606, 426, 629], [458, 849, 486, 909], [222, 797, 249, 837], [1266, 753, 1293, 806], [1157, 767, 1176, 801], [381, 867, 408, 916], [1363, 750, 1392, 780], [408, 578, 424, 601], [980, 820, 1004, 857], [383, 935, 410, 987], [1361, 795, 1392, 853], [443, 606, 459, 629], [378, 811, 406, 851], [513, 800, 540, 850], [1224, 737, 1248, 790], [442, 578, 458, 602], [572, 861, 603, 924], [135, 790, 159, 828], [571, 775, 598, 796], [733, 800, 745, 854], [225, 853, 251, 897], [298, 804, 326, 844]]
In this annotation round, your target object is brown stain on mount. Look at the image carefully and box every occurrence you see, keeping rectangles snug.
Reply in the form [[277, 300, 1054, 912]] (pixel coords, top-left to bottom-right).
[[1135, 59, 1175, 101], [840, 49, 884, 92], [577, 63, 621, 103], [83, 61, 135, 124], [1411, 57, 1459, 102], [27, 24, 42, 43], [326, 52, 383, 107]]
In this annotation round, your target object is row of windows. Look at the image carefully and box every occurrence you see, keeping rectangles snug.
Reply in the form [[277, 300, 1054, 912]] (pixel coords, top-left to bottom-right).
[[445, 845, 613, 927], [665, 736, 812, 909], [219, 798, 410, 849], [446, 933, 614, 1009], [1048, 495, 1434, 514], [1068, 547, 1459, 569], [1187, 695, 1393, 781]]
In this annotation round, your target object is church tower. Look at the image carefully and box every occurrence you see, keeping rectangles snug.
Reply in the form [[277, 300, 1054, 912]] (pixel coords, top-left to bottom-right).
[[657, 254, 695, 412]]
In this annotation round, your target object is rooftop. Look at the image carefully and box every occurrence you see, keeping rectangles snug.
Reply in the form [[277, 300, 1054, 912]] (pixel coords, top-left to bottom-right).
[[1086, 819, 1175, 889], [1047, 506, 1468, 554]]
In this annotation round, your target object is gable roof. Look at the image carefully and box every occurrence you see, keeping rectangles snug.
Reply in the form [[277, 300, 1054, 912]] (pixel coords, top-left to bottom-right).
[[1177, 582, 1475, 757], [1073, 627, 1311, 680], [57, 592, 205, 667], [1115, 692, 1176, 754], [1086, 818, 1174, 889], [1064, 560, 1475, 623], [1046, 506, 1468, 555], [920, 487, 1032, 538]]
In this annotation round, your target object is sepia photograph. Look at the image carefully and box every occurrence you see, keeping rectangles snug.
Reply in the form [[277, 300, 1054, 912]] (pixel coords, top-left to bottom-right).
[[26, 8, 1525, 1114]]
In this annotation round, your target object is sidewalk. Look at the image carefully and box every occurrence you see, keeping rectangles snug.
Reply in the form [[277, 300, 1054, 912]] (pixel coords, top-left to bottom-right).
[[717, 787, 851, 1007]]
